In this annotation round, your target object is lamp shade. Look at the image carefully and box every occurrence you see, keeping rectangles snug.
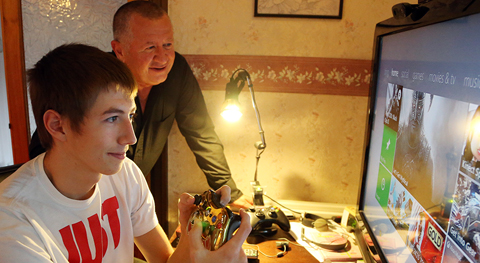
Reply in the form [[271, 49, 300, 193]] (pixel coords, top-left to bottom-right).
[[221, 68, 266, 150], [221, 72, 245, 122]]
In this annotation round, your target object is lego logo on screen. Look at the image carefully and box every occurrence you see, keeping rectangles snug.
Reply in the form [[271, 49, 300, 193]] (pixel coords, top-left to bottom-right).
[[427, 222, 443, 251]]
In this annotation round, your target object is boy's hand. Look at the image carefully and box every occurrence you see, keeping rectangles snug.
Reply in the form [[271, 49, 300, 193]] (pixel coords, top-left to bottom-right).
[[187, 209, 251, 263], [177, 185, 231, 233]]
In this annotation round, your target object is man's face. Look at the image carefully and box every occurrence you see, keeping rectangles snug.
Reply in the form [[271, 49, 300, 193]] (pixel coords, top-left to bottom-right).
[[114, 14, 175, 89], [63, 89, 137, 176]]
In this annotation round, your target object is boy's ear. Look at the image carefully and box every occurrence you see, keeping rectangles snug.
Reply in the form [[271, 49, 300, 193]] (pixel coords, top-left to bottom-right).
[[111, 40, 125, 62], [43, 110, 67, 142]]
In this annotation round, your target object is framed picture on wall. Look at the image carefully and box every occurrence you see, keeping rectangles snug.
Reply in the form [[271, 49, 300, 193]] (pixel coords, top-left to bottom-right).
[[254, 0, 343, 19]]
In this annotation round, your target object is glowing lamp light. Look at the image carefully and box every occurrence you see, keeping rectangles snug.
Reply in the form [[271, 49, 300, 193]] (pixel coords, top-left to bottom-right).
[[221, 99, 242, 122]]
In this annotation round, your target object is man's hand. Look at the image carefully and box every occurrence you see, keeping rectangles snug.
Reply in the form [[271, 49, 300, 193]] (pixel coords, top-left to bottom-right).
[[187, 209, 251, 263], [177, 186, 232, 233], [230, 194, 254, 209]]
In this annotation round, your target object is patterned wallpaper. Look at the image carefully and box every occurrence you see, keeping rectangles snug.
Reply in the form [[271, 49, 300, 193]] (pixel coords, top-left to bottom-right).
[[22, 0, 125, 133], [170, 0, 401, 59], [184, 54, 371, 96], [22, 0, 124, 70]]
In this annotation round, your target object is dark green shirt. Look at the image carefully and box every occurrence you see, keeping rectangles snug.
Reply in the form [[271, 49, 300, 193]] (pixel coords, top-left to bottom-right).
[[128, 52, 242, 201]]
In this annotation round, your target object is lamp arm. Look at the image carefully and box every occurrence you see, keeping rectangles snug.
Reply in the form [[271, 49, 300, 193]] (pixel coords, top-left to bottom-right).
[[231, 69, 266, 206], [247, 78, 266, 150], [236, 70, 266, 150]]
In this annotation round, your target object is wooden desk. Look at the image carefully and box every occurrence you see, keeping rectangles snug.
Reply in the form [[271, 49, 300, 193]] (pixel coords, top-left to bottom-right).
[[169, 226, 318, 262], [243, 229, 319, 263], [169, 201, 359, 262]]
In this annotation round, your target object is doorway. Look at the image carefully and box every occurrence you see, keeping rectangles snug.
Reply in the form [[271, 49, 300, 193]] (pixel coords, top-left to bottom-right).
[[0, 18, 14, 167]]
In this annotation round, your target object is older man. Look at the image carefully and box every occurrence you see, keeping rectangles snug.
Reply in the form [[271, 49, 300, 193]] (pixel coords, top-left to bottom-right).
[[110, 1, 252, 208]]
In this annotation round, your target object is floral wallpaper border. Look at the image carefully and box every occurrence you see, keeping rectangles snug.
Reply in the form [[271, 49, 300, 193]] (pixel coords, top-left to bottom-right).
[[184, 55, 372, 96]]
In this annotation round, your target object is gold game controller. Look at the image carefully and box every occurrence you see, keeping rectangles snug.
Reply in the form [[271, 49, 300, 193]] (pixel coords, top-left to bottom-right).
[[188, 190, 241, 250]]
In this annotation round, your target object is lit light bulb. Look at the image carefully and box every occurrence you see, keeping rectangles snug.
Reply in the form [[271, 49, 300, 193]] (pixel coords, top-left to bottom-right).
[[221, 104, 242, 122]]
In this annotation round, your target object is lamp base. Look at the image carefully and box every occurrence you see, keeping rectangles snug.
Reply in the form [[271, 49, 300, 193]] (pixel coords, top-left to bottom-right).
[[250, 181, 264, 206]]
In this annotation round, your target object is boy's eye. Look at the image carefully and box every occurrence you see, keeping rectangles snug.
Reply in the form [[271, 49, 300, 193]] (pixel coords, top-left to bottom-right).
[[107, 116, 118, 123]]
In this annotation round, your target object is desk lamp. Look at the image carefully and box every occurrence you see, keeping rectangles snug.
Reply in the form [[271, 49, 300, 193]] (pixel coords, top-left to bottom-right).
[[221, 68, 266, 207]]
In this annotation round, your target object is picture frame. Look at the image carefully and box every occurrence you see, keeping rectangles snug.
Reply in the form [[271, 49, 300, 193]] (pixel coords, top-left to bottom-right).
[[254, 0, 343, 19]]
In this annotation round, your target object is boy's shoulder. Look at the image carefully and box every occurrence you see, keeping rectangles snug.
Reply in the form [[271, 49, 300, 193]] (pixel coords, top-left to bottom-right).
[[0, 157, 41, 207], [0, 156, 146, 206]]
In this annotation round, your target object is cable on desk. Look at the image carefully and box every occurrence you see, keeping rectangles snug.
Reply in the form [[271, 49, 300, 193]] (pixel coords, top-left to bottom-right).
[[277, 237, 303, 247], [335, 223, 357, 245], [300, 234, 330, 263], [263, 194, 340, 226], [263, 194, 302, 215], [243, 243, 288, 258], [255, 235, 303, 247]]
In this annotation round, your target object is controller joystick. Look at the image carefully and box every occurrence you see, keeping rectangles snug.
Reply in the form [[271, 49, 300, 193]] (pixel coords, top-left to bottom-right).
[[188, 190, 241, 250], [246, 206, 290, 236]]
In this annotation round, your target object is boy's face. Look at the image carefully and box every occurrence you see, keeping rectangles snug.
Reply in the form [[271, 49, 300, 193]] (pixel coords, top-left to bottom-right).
[[63, 89, 137, 176]]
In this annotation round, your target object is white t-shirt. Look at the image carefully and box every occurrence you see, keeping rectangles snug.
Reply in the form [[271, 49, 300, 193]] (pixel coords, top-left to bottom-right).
[[0, 153, 158, 262]]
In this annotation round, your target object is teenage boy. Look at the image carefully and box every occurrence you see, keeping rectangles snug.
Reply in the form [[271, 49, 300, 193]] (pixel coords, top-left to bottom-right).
[[28, 0, 253, 209], [0, 44, 250, 262]]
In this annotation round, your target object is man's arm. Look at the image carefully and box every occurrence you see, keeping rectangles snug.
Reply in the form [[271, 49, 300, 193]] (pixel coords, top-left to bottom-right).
[[172, 54, 246, 202]]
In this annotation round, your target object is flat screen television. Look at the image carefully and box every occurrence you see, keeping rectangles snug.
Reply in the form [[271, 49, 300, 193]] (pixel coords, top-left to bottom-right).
[[356, 1, 480, 262]]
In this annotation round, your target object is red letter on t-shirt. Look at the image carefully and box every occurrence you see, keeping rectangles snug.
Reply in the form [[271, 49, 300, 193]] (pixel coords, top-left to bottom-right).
[[59, 225, 80, 263], [59, 196, 121, 262], [102, 196, 121, 248]]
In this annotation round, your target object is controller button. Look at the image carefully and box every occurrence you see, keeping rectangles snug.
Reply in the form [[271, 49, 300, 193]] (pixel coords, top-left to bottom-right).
[[201, 221, 209, 232], [255, 211, 265, 218], [216, 222, 223, 229], [268, 211, 278, 218], [212, 215, 217, 223]]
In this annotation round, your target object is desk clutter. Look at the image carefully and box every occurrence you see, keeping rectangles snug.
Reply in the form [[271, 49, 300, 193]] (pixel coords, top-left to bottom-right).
[[291, 221, 363, 262], [171, 191, 362, 262], [242, 206, 363, 262]]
